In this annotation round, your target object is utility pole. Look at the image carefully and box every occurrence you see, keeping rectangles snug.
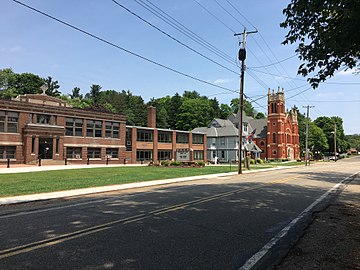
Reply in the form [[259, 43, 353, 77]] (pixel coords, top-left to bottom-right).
[[334, 124, 337, 162], [303, 105, 314, 166], [234, 28, 257, 174]]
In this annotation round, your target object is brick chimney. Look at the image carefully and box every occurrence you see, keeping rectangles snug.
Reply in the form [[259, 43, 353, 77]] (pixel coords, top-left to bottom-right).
[[147, 106, 156, 128]]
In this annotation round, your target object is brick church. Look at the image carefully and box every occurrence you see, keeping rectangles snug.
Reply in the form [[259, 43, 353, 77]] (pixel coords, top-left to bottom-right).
[[193, 88, 300, 162]]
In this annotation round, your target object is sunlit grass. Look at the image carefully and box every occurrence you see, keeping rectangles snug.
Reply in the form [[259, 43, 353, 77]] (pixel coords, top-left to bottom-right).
[[0, 162, 299, 197]]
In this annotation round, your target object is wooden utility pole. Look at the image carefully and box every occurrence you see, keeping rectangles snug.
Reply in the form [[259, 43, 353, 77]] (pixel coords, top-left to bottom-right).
[[234, 29, 257, 174], [303, 105, 314, 166], [334, 124, 337, 162]]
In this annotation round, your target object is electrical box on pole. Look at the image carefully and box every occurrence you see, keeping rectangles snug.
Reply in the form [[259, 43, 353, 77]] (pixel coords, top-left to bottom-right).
[[238, 48, 246, 61]]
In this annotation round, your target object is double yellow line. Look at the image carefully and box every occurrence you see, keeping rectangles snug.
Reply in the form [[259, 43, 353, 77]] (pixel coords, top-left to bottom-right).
[[0, 176, 298, 260]]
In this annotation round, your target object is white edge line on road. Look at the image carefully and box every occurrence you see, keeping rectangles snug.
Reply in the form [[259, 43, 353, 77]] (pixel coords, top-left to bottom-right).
[[238, 171, 360, 270]]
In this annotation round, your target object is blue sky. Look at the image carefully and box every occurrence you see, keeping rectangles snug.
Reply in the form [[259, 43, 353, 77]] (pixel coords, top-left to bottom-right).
[[1, 0, 359, 134]]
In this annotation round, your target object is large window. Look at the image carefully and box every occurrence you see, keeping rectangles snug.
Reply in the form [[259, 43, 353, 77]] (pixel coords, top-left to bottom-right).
[[137, 130, 153, 142], [194, 150, 204, 160], [192, 134, 204, 144], [136, 150, 153, 161], [87, 120, 102, 137], [66, 147, 82, 159], [0, 146, 16, 159], [126, 128, 132, 151], [105, 122, 120, 138], [273, 133, 277, 143], [158, 150, 172, 160], [36, 114, 51, 125], [158, 131, 172, 143], [87, 147, 101, 158], [66, 118, 83, 136], [0, 111, 19, 133], [176, 133, 189, 143], [106, 148, 119, 158]]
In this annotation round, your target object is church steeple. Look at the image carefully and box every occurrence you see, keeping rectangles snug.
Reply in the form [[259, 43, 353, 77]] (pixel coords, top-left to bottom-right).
[[268, 87, 285, 115]]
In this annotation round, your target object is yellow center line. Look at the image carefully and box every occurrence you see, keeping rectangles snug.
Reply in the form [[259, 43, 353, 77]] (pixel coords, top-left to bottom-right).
[[0, 176, 298, 260]]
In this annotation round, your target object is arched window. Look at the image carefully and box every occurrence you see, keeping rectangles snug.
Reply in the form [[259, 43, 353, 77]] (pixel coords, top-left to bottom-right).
[[260, 140, 265, 146], [271, 103, 277, 113], [273, 133, 277, 143], [272, 150, 277, 156]]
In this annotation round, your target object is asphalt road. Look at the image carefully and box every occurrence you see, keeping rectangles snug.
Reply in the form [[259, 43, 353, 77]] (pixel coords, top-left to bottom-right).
[[0, 157, 359, 270]]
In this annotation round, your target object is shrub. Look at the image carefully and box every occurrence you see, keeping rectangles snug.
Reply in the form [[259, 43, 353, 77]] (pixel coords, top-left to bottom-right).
[[256, 159, 264, 164], [196, 161, 205, 167], [250, 159, 255, 165], [161, 160, 170, 166], [170, 161, 181, 166]]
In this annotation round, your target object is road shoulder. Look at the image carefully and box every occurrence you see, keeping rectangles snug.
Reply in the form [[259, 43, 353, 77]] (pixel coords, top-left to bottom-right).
[[275, 174, 360, 270]]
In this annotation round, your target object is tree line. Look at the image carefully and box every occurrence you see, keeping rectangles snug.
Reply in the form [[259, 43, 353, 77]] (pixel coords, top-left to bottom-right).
[[0, 68, 358, 155]]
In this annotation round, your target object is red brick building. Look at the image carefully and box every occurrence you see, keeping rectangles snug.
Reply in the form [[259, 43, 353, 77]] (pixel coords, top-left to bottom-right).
[[265, 88, 300, 160], [0, 94, 206, 165]]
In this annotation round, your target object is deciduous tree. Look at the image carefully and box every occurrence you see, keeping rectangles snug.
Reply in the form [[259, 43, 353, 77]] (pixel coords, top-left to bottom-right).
[[281, 0, 360, 87]]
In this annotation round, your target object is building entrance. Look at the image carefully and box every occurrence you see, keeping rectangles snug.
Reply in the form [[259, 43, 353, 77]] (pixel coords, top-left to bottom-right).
[[39, 138, 53, 159]]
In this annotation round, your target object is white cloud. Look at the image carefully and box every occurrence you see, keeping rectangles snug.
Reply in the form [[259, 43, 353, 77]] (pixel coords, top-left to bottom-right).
[[337, 68, 358, 76], [9, 46, 22, 53], [315, 91, 344, 98], [214, 78, 232, 85]]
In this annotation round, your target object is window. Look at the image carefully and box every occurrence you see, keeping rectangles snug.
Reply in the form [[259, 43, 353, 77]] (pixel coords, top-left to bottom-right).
[[66, 147, 82, 159], [176, 133, 189, 143], [56, 138, 59, 154], [0, 111, 19, 133], [193, 134, 204, 144], [136, 150, 153, 161], [243, 122, 248, 132], [221, 151, 225, 159], [220, 137, 225, 145], [53, 115, 57, 125], [126, 128, 132, 151], [87, 120, 102, 137], [31, 137, 36, 153], [105, 122, 120, 138], [273, 133, 277, 143], [0, 146, 16, 159], [158, 150, 172, 160], [106, 148, 119, 158], [29, 113, 33, 123], [87, 147, 101, 158], [66, 118, 83, 136], [137, 130, 153, 142], [260, 140, 265, 146], [272, 150, 277, 156], [158, 131, 172, 143], [271, 103, 277, 113], [37, 114, 51, 124], [194, 150, 204, 160]]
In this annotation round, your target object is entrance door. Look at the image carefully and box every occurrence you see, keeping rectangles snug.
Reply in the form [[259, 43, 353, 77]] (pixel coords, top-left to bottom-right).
[[39, 138, 53, 159]]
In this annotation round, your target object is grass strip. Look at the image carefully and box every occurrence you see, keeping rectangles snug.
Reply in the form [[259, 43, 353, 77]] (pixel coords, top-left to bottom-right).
[[0, 164, 287, 197]]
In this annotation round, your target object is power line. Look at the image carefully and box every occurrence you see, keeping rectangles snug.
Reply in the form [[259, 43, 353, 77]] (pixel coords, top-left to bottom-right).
[[222, 1, 299, 89], [247, 68, 360, 85], [134, 0, 237, 65], [291, 100, 360, 103], [11, 0, 239, 95], [111, 0, 240, 76], [192, 0, 236, 33], [213, 0, 246, 29], [248, 55, 297, 68]]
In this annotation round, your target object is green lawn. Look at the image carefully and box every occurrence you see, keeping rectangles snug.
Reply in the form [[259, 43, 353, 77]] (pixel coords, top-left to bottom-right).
[[0, 163, 293, 197]]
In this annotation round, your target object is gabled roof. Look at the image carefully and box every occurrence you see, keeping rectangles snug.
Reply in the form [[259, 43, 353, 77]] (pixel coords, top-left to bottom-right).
[[248, 118, 267, 138]]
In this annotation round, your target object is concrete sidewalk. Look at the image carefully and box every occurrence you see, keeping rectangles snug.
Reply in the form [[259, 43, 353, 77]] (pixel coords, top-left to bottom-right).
[[0, 165, 290, 206]]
